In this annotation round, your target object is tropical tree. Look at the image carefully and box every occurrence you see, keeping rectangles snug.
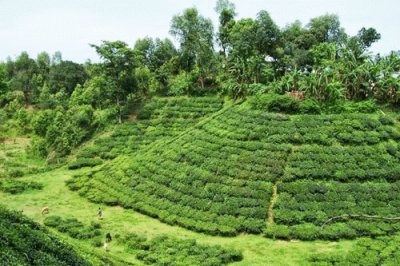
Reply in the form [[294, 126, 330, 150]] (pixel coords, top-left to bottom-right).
[[215, 0, 236, 56], [170, 7, 215, 89], [7, 52, 38, 104], [254, 10, 281, 58], [91, 41, 138, 123], [375, 52, 400, 104], [308, 14, 346, 44], [48, 61, 88, 95]]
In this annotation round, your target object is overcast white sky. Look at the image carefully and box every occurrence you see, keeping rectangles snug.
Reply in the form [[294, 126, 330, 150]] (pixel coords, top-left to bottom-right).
[[0, 0, 398, 63]]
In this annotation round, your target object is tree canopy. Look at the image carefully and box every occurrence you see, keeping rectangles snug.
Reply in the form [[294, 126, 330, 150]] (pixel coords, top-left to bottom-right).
[[0, 2, 398, 158]]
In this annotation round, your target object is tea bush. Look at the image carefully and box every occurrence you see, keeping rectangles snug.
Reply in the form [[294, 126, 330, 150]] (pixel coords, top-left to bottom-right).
[[0, 205, 89, 265], [121, 234, 242, 265], [44, 216, 102, 240], [0, 179, 43, 194]]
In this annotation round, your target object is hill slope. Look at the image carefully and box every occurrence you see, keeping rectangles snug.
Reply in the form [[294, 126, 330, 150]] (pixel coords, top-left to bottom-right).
[[68, 101, 400, 238], [73, 96, 224, 165]]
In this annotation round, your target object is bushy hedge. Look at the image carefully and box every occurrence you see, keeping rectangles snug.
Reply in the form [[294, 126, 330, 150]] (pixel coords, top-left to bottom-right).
[[267, 180, 400, 239], [284, 144, 400, 181], [249, 94, 378, 115], [44, 215, 102, 240], [248, 93, 300, 114], [309, 234, 400, 265], [68, 158, 103, 170], [0, 205, 90, 265], [0, 179, 43, 194], [121, 233, 242, 265]]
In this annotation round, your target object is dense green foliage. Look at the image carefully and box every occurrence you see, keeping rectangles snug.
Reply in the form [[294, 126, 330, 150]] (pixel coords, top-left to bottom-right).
[[67, 101, 400, 238], [309, 234, 400, 265], [121, 233, 242, 265], [69, 101, 400, 240], [0, 1, 398, 160], [71, 96, 223, 167], [1, 2, 400, 261], [0, 205, 90, 265], [44, 216, 102, 240], [68, 158, 103, 170], [248, 94, 378, 114], [0, 179, 43, 194]]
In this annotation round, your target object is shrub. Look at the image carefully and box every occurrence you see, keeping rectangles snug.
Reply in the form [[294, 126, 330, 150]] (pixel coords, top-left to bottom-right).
[[0, 179, 43, 194], [299, 99, 321, 114], [7, 168, 24, 177], [264, 225, 290, 239], [248, 94, 300, 114], [168, 71, 194, 96], [68, 158, 103, 170], [121, 234, 243, 265], [349, 100, 377, 113], [290, 223, 320, 240], [91, 237, 103, 248], [43, 215, 102, 240], [43, 215, 63, 227], [379, 115, 395, 125]]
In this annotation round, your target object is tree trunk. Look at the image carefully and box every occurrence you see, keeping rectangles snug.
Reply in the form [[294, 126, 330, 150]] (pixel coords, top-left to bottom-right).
[[116, 97, 122, 124], [199, 77, 205, 89]]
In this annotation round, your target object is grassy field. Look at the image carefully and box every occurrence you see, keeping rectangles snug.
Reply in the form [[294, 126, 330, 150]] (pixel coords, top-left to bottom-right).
[[0, 163, 353, 265]]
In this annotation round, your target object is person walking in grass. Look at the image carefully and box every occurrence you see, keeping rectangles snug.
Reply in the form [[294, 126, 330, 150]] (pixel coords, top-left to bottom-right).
[[103, 240, 109, 251], [98, 207, 103, 219], [106, 232, 112, 243], [104, 232, 112, 251]]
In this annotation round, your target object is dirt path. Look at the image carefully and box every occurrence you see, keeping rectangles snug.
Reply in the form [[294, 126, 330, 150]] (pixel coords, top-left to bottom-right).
[[268, 183, 279, 225]]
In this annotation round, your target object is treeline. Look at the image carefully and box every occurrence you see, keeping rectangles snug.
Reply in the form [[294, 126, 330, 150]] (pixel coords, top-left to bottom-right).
[[1, 0, 399, 158]]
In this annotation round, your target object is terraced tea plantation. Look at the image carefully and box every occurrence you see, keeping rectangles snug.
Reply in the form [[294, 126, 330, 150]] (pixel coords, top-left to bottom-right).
[[68, 101, 400, 239], [70, 97, 224, 168]]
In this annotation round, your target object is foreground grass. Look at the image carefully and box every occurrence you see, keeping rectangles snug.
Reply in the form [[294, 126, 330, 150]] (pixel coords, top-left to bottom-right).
[[0, 166, 354, 266]]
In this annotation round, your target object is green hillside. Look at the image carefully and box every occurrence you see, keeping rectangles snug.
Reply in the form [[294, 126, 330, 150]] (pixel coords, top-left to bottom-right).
[[0, 205, 89, 266], [70, 97, 223, 168], [1, 2, 400, 264], [68, 100, 400, 239]]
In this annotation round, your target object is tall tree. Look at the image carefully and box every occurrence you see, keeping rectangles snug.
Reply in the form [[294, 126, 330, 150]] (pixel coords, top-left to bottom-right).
[[215, 0, 236, 55], [0, 63, 9, 107], [347, 27, 381, 58], [357, 27, 381, 50], [7, 52, 38, 104], [134, 37, 177, 71], [91, 41, 138, 123], [36, 52, 51, 78], [48, 61, 88, 95], [280, 21, 314, 70], [170, 8, 215, 88], [308, 14, 346, 44], [254, 10, 280, 58]]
